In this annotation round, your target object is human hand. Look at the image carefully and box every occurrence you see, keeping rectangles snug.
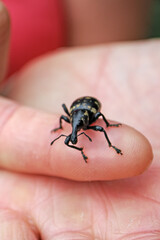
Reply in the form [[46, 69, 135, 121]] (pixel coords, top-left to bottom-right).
[[1, 40, 159, 239], [0, 2, 159, 239]]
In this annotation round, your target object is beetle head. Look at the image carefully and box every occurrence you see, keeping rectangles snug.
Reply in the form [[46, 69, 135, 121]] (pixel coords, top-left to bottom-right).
[[73, 110, 89, 130], [71, 110, 89, 144]]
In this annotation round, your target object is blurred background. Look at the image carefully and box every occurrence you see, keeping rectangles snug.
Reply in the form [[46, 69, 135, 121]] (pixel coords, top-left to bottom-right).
[[150, 0, 160, 37]]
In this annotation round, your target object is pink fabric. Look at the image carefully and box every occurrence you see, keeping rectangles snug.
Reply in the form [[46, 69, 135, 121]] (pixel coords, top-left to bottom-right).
[[3, 0, 65, 76]]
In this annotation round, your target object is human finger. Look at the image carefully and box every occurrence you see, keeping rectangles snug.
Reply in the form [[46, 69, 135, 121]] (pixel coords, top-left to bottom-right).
[[0, 209, 38, 240], [4, 0, 64, 76], [0, 170, 160, 239], [65, 0, 152, 45], [0, 1, 10, 82], [0, 96, 153, 181]]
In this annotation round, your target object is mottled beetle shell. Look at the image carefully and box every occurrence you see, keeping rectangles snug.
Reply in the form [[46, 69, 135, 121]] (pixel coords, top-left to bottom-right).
[[70, 96, 101, 113], [70, 96, 101, 130], [70, 96, 101, 124]]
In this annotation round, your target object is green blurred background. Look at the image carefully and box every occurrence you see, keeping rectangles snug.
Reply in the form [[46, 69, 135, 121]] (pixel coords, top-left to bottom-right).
[[150, 0, 160, 37]]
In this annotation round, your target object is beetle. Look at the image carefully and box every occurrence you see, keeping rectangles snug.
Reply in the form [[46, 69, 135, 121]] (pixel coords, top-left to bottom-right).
[[50, 96, 122, 162]]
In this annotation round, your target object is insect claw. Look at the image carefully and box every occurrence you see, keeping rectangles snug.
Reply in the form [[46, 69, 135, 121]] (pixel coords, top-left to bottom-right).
[[109, 123, 122, 127], [112, 146, 123, 155], [50, 140, 55, 145], [88, 136, 92, 142], [82, 152, 88, 163]]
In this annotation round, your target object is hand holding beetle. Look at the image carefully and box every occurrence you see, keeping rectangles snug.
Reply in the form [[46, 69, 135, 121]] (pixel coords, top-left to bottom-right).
[[0, 42, 158, 238], [0, 10, 152, 180], [0, 1, 159, 239], [0, 2, 153, 181]]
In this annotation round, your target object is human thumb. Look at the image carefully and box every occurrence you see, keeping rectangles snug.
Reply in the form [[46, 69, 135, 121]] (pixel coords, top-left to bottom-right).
[[0, 1, 10, 82]]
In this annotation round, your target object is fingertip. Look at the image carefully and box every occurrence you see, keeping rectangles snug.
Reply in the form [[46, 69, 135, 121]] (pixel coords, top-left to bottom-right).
[[51, 123, 153, 181], [111, 124, 153, 179], [0, 2, 10, 30], [0, 2, 10, 81], [0, 99, 153, 182]]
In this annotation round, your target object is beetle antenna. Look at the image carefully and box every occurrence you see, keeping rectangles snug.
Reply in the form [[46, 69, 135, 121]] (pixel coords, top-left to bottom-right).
[[78, 132, 92, 142], [50, 134, 67, 145]]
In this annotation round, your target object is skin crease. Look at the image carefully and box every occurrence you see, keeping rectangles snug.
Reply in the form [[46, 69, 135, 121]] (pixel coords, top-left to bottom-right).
[[0, 1, 160, 240]]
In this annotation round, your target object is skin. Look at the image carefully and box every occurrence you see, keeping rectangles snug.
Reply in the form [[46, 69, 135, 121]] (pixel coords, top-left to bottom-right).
[[64, 0, 152, 45], [0, 1, 160, 239]]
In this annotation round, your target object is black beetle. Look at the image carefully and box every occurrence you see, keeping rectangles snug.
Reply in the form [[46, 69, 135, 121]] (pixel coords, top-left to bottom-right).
[[51, 96, 122, 162]]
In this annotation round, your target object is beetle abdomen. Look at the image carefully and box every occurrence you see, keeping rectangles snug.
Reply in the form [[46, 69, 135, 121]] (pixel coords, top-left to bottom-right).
[[70, 96, 101, 114]]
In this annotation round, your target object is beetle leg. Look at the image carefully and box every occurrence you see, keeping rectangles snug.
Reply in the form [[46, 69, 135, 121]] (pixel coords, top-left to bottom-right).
[[50, 134, 67, 145], [78, 132, 92, 142], [65, 135, 88, 163], [94, 112, 122, 128], [62, 104, 70, 116], [51, 115, 70, 132], [87, 125, 123, 155]]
